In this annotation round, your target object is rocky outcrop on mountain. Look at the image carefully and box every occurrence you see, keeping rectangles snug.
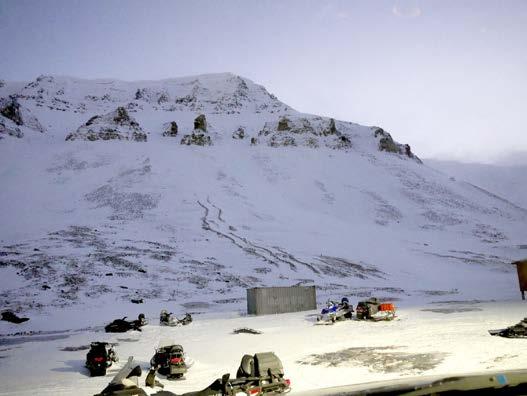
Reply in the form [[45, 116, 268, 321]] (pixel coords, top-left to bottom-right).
[[0, 97, 45, 133], [180, 131, 212, 146], [65, 106, 148, 142], [0, 115, 23, 139], [162, 121, 178, 137], [232, 127, 245, 139], [194, 114, 207, 131], [180, 114, 212, 145], [372, 127, 421, 163], [135, 87, 171, 104], [258, 116, 351, 150]]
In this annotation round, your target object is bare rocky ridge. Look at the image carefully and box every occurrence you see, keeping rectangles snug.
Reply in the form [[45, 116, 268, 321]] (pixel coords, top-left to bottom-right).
[[65, 106, 148, 141], [0, 97, 45, 133], [0, 73, 419, 163], [258, 116, 352, 150], [373, 127, 421, 163]]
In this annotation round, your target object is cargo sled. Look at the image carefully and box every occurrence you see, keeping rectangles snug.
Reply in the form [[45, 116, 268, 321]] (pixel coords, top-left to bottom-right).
[[356, 298, 396, 321]]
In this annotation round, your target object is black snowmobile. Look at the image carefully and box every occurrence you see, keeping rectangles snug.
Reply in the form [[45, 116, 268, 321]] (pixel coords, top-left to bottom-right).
[[150, 343, 188, 380], [105, 313, 147, 333], [178, 352, 290, 396], [85, 342, 118, 377], [489, 317, 527, 338]]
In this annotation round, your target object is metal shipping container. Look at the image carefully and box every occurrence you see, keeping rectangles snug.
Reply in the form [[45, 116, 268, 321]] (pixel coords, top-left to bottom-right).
[[513, 259, 527, 300], [247, 286, 316, 315]]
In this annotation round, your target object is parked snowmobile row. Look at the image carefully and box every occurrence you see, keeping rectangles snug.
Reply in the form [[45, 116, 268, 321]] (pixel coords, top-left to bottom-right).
[[316, 297, 396, 324], [160, 310, 193, 326]]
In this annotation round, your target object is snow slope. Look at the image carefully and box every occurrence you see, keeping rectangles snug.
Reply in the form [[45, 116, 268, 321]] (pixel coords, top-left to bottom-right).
[[426, 159, 527, 210], [0, 73, 526, 394], [0, 73, 526, 319]]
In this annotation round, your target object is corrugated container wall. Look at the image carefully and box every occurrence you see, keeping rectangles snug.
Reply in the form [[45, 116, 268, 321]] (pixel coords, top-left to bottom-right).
[[247, 286, 317, 315]]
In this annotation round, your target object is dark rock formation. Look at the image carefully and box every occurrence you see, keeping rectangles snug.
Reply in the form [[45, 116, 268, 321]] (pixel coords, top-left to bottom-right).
[[373, 127, 421, 163], [162, 121, 179, 137], [66, 106, 148, 142], [180, 131, 212, 146], [258, 116, 351, 150], [232, 127, 245, 139], [194, 114, 207, 132], [277, 117, 290, 131], [0, 116, 23, 139], [0, 98, 23, 125]]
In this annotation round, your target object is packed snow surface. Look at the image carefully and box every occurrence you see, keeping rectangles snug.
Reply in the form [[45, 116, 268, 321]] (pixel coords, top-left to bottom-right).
[[0, 73, 526, 394], [2, 303, 527, 395]]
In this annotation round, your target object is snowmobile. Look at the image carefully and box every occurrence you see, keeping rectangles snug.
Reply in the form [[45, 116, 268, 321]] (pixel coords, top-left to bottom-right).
[[152, 352, 290, 396], [489, 317, 527, 338], [160, 310, 193, 326], [85, 342, 118, 377], [105, 314, 147, 333], [356, 298, 396, 321], [150, 341, 188, 380], [316, 298, 353, 324], [94, 356, 146, 396]]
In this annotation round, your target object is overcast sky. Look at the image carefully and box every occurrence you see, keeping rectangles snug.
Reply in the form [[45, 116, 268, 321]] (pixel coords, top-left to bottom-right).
[[1, 0, 526, 163]]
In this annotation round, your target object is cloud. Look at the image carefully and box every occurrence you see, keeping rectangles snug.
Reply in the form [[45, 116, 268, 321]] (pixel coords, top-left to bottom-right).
[[392, 1, 422, 18]]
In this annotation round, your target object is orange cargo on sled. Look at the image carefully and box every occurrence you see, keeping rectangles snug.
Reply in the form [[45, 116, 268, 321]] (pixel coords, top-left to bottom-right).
[[379, 303, 395, 312]]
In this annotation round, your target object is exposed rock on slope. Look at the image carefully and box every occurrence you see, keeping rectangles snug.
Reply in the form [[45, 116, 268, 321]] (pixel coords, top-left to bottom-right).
[[0, 115, 23, 139], [232, 126, 245, 139], [373, 127, 421, 163], [194, 114, 207, 131], [0, 97, 45, 133], [65, 106, 148, 141], [162, 121, 178, 137], [181, 114, 212, 146], [258, 116, 351, 149]]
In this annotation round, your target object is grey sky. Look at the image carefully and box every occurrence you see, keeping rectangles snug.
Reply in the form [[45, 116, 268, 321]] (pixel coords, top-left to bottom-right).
[[1, 0, 526, 162]]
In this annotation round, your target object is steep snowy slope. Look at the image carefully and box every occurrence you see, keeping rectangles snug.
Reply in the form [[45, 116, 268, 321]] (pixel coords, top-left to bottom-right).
[[426, 159, 527, 210], [0, 73, 526, 330]]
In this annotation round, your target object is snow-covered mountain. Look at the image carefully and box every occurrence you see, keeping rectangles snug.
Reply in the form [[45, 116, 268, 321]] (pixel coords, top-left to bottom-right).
[[0, 73, 526, 329]]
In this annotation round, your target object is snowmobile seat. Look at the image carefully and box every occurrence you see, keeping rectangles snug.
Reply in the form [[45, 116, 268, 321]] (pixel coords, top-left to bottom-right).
[[168, 344, 184, 353], [236, 354, 254, 378], [253, 352, 284, 378]]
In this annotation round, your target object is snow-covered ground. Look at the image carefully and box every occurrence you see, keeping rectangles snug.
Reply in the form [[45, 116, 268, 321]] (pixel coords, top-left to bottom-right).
[[2, 302, 527, 395], [1, 73, 526, 394]]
